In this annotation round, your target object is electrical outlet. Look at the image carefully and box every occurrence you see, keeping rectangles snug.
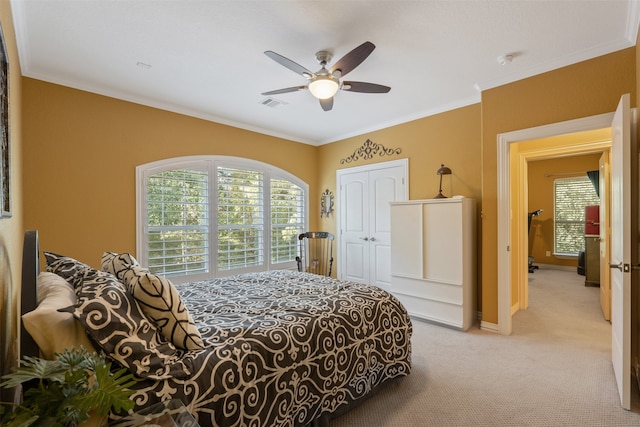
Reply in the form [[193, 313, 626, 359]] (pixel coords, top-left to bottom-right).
[[546, 251, 551, 257]]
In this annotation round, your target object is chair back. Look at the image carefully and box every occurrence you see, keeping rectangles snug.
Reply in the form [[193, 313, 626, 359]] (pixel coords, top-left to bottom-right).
[[296, 231, 334, 276]]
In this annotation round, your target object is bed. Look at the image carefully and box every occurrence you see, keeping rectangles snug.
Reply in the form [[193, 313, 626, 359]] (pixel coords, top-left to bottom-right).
[[19, 230, 412, 427]]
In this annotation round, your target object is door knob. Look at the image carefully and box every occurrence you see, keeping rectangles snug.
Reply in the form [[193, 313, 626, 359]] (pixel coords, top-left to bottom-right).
[[360, 237, 369, 241], [370, 237, 376, 241], [609, 262, 630, 272]]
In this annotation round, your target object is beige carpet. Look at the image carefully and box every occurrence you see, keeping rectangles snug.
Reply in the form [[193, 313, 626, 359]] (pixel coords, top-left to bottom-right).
[[330, 267, 640, 426]]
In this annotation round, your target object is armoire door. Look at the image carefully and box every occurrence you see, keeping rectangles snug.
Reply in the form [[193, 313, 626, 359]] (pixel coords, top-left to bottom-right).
[[338, 159, 408, 289]]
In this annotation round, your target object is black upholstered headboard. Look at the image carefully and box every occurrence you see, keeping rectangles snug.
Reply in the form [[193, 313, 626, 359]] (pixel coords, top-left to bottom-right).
[[20, 230, 39, 361]]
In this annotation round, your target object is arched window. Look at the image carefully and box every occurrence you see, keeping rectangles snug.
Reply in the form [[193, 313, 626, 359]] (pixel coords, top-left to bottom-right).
[[137, 156, 308, 283]]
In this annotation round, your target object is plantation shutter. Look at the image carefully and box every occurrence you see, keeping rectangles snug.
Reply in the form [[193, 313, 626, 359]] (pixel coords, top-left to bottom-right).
[[554, 176, 600, 255], [217, 166, 264, 270], [146, 168, 209, 276], [270, 178, 304, 264]]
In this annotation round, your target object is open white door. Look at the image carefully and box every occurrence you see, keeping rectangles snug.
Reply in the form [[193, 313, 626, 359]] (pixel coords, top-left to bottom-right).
[[609, 93, 635, 410]]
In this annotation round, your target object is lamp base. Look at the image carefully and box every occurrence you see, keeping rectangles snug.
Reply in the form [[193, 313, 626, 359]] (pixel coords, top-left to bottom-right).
[[433, 191, 447, 199]]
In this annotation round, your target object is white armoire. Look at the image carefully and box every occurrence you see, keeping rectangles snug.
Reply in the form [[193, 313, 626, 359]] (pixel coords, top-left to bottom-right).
[[389, 197, 476, 330]]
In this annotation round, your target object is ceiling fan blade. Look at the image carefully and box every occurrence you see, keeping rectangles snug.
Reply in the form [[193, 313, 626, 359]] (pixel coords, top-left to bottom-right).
[[342, 81, 391, 93], [264, 51, 315, 78], [261, 86, 307, 96], [330, 41, 375, 78], [320, 97, 333, 111]]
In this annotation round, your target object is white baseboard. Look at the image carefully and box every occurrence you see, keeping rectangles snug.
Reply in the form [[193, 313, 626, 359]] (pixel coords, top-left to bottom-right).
[[480, 321, 499, 333]]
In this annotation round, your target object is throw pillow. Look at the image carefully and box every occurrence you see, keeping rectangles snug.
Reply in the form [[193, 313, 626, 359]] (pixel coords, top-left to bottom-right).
[[102, 252, 204, 351], [63, 267, 192, 380]]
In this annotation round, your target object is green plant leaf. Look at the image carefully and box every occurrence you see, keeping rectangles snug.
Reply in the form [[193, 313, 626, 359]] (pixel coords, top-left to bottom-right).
[[0, 357, 67, 388], [88, 363, 135, 415], [0, 347, 136, 427], [0, 411, 40, 427]]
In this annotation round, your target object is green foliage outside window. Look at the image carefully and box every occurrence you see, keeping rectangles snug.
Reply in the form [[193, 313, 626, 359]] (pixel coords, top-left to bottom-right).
[[147, 169, 209, 276], [144, 162, 305, 277], [217, 167, 263, 270]]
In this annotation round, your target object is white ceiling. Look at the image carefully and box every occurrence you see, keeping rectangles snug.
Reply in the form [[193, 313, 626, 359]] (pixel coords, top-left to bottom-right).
[[10, 0, 640, 146]]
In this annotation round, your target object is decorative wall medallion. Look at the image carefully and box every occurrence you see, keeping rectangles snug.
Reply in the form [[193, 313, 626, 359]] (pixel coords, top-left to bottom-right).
[[340, 139, 401, 164]]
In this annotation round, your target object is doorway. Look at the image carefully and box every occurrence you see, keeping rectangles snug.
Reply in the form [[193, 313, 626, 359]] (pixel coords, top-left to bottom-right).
[[515, 139, 611, 314], [496, 112, 615, 335]]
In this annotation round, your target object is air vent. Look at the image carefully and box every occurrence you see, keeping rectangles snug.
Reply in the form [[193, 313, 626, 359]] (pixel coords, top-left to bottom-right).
[[260, 98, 287, 108]]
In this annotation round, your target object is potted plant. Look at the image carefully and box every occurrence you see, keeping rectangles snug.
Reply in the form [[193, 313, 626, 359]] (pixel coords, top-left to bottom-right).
[[0, 347, 135, 427]]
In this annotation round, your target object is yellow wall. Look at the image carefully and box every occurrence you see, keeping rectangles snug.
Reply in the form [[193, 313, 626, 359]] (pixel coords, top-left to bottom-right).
[[0, 0, 23, 400], [527, 153, 602, 268], [317, 103, 482, 281], [22, 79, 319, 266], [318, 104, 482, 201], [481, 47, 635, 324]]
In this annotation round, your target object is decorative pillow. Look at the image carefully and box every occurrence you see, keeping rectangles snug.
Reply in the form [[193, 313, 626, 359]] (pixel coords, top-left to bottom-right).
[[102, 252, 204, 351], [101, 251, 140, 281], [44, 251, 92, 288], [22, 272, 97, 360], [62, 267, 192, 380]]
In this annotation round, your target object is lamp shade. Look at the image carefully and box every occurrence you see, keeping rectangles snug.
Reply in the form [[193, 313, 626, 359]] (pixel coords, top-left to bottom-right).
[[437, 164, 452, 176], [309, 76, 339, 99]]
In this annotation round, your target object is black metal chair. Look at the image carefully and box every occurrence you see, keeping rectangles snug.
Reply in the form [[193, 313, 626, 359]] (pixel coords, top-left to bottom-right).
[[296, 232, 334, 276], [528, 209, 543, 273]]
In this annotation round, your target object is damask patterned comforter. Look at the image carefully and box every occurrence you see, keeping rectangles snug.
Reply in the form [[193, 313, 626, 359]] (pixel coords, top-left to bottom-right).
[[125, 270, 412, 427]]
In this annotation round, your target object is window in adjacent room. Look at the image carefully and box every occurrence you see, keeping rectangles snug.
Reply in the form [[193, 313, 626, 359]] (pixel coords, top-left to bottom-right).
[[553, 176, 600, 256], [138, 156, 307, 282]]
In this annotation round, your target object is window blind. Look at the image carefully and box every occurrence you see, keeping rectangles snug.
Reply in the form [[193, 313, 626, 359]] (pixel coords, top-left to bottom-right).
[[146, 169, 209, 276], [139, 157, 308, 279], [554, 176, 600, 255], [217, 167, 264, 270], [270, 178, 304, 264]]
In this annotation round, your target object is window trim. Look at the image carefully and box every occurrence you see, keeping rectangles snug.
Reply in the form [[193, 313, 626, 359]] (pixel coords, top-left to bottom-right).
[[136, 156, 308, 283]]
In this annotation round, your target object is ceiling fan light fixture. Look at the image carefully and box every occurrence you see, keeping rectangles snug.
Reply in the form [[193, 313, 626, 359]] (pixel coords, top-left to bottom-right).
[[308, 75, 339, 99], [263, 41, 388, 111]]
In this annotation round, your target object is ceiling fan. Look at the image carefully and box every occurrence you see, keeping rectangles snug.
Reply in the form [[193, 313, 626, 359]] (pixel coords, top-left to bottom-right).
[[261, 41, 391, 112]]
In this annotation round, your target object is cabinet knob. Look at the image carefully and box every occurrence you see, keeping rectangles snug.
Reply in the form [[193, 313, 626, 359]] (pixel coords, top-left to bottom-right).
[[360, 237, 369, 241], [370, 237, 376, 242]]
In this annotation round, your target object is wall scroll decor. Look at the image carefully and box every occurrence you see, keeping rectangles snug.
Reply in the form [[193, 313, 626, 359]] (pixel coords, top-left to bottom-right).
[[320, 189, 334, 218], [340, 139, 401, 164], [0, 23, 9, 218]]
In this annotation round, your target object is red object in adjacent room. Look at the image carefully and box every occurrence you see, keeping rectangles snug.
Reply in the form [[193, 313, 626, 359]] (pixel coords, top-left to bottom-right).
[[585, 205, 600, 235]]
